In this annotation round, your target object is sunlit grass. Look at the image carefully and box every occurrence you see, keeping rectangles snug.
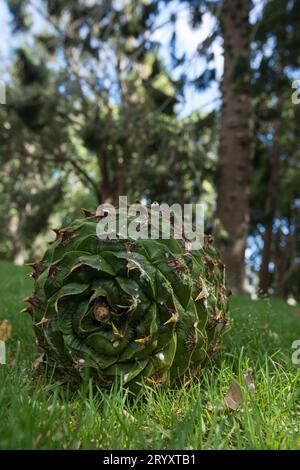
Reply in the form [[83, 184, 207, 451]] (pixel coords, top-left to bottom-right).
[[0, 261, 299, 449]]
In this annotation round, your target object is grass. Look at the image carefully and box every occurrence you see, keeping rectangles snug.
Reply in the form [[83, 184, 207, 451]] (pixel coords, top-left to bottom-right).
[[0, 260, 299, 450]]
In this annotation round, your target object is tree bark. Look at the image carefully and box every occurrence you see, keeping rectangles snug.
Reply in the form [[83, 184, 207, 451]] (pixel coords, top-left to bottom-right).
[[259, 106, 281, 294], [259, 221, 273, 294], [274, 229, 292, 299], [215, 0, 252, 293], [97, 150, 127, 206], [9, 211, 26, 266]]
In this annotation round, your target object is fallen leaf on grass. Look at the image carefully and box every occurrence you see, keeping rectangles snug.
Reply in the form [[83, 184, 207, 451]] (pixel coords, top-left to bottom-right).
[[0, 320, 12, 341], [224, 368, 255, 411], [32, 354, 45, 369], [224, 381, 243, 411]]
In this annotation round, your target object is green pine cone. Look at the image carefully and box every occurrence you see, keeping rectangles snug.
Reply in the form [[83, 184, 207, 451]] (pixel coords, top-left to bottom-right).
[[25, 209, 230, 390]]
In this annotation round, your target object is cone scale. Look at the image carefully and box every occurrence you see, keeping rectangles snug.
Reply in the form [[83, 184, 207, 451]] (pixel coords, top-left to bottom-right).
[[26, 209, 229, 390]]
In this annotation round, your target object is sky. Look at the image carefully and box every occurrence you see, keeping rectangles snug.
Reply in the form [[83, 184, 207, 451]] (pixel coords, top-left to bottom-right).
[[151, 2, 223, 117], [0, 0, 11, 71]]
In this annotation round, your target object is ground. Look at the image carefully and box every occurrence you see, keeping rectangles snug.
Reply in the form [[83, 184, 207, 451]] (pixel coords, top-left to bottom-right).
[[0, 260, 299, 450]]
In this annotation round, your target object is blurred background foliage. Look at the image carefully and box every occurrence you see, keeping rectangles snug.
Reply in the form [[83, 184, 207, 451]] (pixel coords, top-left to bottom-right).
[[0, 0, 299, 300]]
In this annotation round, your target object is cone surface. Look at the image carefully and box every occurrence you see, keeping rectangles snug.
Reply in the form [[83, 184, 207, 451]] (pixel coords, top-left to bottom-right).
[[27, 210, 229, 389]]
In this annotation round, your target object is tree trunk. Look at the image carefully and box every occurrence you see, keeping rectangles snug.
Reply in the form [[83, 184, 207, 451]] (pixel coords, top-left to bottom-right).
[[259, 106, 281, 294], [259, 221, 273, 294], [97, 152, 127, 206], [13, 239, 25, 266], [215, 0, 252, 293], [274, 229, 292, 299], [9, 211, 26, 266]]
